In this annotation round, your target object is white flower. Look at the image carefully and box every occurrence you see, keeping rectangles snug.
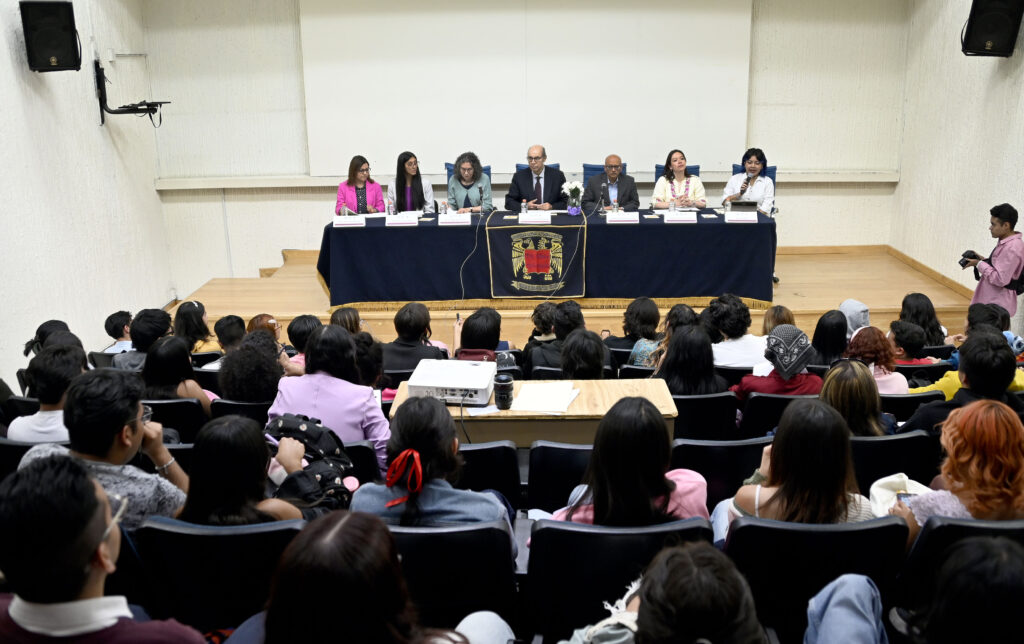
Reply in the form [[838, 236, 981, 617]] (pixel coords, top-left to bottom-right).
[[562, 181, 584, 196]]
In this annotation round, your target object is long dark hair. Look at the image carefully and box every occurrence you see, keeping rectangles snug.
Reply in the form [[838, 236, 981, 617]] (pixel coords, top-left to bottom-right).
[[811, 310, 848, 365], [561, 329, 606, 379], [663, 149, 691, 181], [385, 397, 462, 527], [346, 155, 374, 185], [763, 399, 857, 523], [623, 297, 660, 340], [567, 397, 675, 526], [305, 326, 360, 384], [141, 336, 194, 399], [179, 416, 274, 526], [394, 151, 425, 211], [173, 301, 211, 351], [900, 293, 946, 346], [656, 326, 723, 396]]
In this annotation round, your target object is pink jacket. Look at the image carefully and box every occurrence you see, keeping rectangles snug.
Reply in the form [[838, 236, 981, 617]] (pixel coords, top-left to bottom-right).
[[336, 180, 385, 215]]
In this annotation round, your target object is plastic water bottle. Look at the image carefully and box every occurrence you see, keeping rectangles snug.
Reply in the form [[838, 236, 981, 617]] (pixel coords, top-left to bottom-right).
[[669, 200, 677, 213], [387, 199, 395, 216], [612, 200, 619, 213], [724, 199, 732, 214], [439, 201, 447, 215], [520, 200, 528, 215]]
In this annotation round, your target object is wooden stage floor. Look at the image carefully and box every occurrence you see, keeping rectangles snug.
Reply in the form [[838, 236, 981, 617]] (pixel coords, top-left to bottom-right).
[[181, 245, 973, 348]]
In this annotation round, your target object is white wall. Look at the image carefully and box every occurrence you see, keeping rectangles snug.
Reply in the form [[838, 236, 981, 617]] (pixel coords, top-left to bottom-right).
[[0, 0, 171, 387]]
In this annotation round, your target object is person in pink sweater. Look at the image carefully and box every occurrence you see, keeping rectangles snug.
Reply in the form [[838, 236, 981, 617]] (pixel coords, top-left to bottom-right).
[[335, 155, 385, 215]]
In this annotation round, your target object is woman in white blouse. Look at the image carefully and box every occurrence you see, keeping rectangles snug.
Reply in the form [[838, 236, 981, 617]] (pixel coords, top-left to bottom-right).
[[724, 147, 775, 215], [386, 151, 435, 214], [652, 149, 706, 209]]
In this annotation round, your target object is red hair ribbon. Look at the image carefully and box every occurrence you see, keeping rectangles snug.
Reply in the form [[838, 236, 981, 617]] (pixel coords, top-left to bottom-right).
[[385, 449, 423, 508]]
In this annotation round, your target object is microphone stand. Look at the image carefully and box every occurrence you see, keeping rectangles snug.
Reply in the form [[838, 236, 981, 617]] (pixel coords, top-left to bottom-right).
[[587, 182, 607, 217]]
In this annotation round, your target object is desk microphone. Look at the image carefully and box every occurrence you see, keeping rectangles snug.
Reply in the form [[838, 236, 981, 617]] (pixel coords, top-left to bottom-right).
[[478, 185, 487, 213], [587, 183, 606, 217]]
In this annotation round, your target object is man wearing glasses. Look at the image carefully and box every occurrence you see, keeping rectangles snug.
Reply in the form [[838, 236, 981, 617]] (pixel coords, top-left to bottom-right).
[[582, 154, 639, 214], [0, 457, 204, 641], [18, 369, 188, 532], [504, 144, 567, 211]]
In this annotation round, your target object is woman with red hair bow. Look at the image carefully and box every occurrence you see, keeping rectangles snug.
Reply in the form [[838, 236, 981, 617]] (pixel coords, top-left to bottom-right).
[[890, 399, 1024, 545], [349, 396, 514, 549]]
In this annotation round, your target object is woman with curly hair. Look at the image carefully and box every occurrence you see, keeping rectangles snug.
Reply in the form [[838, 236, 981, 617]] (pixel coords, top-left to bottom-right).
[[890, 399, 1024, 545], [843, 326, 909, 394]]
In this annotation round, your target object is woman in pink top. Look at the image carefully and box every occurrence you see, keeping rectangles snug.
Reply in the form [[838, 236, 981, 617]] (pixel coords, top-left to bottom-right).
[[335, 155, 385, 215], [844, 326, 909, 394], [553, 397, 709, 525]]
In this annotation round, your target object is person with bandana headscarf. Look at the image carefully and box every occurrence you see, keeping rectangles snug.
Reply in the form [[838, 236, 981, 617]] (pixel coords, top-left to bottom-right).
[[731, 324, 824, 401]]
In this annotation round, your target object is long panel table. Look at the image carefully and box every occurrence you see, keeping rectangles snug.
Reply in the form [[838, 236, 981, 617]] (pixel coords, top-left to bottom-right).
[[317, 210, 775, 305]]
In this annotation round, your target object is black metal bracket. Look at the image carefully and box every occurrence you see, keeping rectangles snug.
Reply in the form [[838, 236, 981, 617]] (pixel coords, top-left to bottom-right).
[[94, 60, 169, 125]]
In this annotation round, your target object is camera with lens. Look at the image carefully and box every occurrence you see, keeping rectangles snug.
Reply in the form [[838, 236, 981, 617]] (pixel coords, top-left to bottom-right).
[[959, 250, 981, 268]]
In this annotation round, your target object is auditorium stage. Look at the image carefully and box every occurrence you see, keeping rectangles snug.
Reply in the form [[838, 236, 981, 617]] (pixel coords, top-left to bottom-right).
[[179, 245, 973, 348]]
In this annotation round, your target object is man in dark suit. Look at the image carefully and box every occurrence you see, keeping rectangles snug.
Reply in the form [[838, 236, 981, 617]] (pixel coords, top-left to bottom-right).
[[582, 154, 640, 213], [505, 145, 567, 211]]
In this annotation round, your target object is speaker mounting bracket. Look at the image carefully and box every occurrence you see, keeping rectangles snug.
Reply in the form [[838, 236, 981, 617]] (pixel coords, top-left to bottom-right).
[[94, 60, 169, 126]]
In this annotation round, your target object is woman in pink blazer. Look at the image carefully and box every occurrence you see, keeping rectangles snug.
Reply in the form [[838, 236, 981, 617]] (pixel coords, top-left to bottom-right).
[[336, 155, 385, 215]]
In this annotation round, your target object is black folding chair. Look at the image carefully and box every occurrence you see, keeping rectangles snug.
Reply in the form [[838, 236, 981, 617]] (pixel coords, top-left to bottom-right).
[[530, 366, 564, 380], [343, 439, 381, 483], [921, 344, 956, 360], [608, 347, 633, 370], [382, 369, 415, 389], [190, 351, 223, 368], [672, 392, 739, 440], [210, 399, 271, 426], [618, 365, 655, 379], [671, 437, 772, 513], [143, 398, 208, 443], [737, 393, 816, 439], [894, 362, 953, 384], [88, 351, 116, 368], [527, 441, 592, 512], [850, 430, 943, 494], [880, 391, 945, 422], [191, 368, 222, 397], [715, 365, 752, 387], [457, 440, 522, 509], [1, 396, 40, 422]]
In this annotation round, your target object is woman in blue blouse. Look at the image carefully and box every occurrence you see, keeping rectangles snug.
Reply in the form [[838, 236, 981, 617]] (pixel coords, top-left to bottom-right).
[[447, 151, 492, 213]]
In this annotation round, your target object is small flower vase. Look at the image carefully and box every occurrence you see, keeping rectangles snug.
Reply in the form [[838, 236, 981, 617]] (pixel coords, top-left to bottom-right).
[[567, 195, 583, 216]]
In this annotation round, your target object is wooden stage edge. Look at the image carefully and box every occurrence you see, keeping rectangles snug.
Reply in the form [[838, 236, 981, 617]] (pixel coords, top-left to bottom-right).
[[178, 244, 974, 347]]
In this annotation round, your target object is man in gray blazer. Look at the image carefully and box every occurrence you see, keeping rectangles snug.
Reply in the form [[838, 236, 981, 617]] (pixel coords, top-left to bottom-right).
[[582, 154, 640, 213]]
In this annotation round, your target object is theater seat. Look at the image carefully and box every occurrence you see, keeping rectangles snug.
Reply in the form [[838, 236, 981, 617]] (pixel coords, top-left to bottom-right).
[[343, 439, 381, 484], [880, 391, 944, 421], [671, 437, 772, 512], [850, 430, 942, 495], [456, 440, 522, 509], [671, 392, 739, 440], [527, 441, 591, 513], [210, 399, 271, 426], [143, 398, 207, 443], [737, 393, 816, 439]]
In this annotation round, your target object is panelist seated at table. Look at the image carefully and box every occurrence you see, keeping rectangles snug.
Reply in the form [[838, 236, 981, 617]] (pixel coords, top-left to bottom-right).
[[582, 154, 640, 213], [723, 147, 775, 215], [386, 151, 435, 214], [504, 144, 567, 211], [652, 149, 706, 209], [336, 155, 385, 215], [447, 151, 493, 214]]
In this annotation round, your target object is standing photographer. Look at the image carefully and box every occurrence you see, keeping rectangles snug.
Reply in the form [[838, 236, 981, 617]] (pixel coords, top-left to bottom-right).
[[963, 204, 1024, 316]]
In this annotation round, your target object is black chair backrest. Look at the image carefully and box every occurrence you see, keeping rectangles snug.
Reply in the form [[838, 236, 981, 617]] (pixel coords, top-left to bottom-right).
[[850, 430, 943, 495], [714, 365, 752, 387], [671, 437, 772, 512], [528, 518, 713, 641], [2, 396, 40, 422], [880, 391, 945, 422], [608, 347, 633, 370], [507, 348, 525, 368], [528, 441, 592, 512], [806, 364, 830, 378], [88, 351, 115, 368], [15, 368, 28, 396], [894, 362, 953, 384], [382, 369, 415, 389], [724, 516, 908, 642], [190, 368, 222, 397], [0, 437, 64, 481], [210, 399, 271, 426], [672, 392, 739, 440], [738, 393, 816, 439], [618, 365, 655, 379], [921, 344, 956, 360], [143, 398, 208, 443], [456, 440, 522, 509], [390, 521, 516, 628], [343, 439, 381, 483], [190, 351, 222, 368], [129, 443, 195, 475], [496, 365, 524, 380], [530, 366, 564, 380], [897, 516, 1024, 608], [134, 516, 305, 633]]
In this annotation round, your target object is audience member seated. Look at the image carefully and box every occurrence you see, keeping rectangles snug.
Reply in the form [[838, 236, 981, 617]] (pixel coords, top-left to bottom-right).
[[899, 292, 948, 346], [522, 301, 558, 355], [350, 397, 513, 541], [285, 314, 323, 371], [844, 326, 909, 394], [561, 329, 608, 380], [604, 297, 660, 365], [112, 308, 171, 371], [900, 331, 1024, 434], [351, 331, 384, 388], [655, 325, 729, 396], [142, 336, 214, 417], [553, 397, 709, 525], [199, 315, 246, 371], [819, 360, 895, 436], [172, 300, 220, 353], [526, 300, 584, 374], [452, 307, 517, 367], [911, 322, 1024, 400], [329, 306, 362, 334], [178, 416, 308, 525], [268, 326, 390, 470], [562, 542, 768, 643], [890, 400, 1024, 545], [838, 299, 869, 340], [102, 310, 133, 354], [807, 309, 848, 366], [646, 302, 699, 369], [7, 345, 87, 443], [19, 369, 189, 531], [0, 457, 204, 643], [708, 294, 767, 368], [761, 304, 794, 335], [22, 319, 70, 359], [717, 400, 874, 541], [226, 511, 512, 644], [218, 331, 284, 403], [731, 325, 822, 401], [989, 302, 1024, 356], [381, 302, 446, 373], [889, 320, 940, 365], [247, 314, 298, 372]]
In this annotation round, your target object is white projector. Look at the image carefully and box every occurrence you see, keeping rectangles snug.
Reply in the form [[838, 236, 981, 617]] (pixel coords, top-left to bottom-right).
[[406, 360, 497, 405]]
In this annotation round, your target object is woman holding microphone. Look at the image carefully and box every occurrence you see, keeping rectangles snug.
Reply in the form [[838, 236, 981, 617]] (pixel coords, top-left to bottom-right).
[[723, 148, 775, 215]]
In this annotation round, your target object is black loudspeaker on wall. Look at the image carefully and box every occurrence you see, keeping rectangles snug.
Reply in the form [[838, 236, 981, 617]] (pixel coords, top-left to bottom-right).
[[962, 0, 1024, 56], [19, 1, 81, 72]]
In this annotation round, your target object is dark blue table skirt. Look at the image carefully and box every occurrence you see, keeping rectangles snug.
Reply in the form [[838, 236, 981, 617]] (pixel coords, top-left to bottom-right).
[[317, 210, 775, 305]]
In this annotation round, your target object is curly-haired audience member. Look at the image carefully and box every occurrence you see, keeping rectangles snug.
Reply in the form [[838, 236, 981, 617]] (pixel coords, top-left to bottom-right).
[[843, 326, 909, 394], [708, 294, 766, 368]]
